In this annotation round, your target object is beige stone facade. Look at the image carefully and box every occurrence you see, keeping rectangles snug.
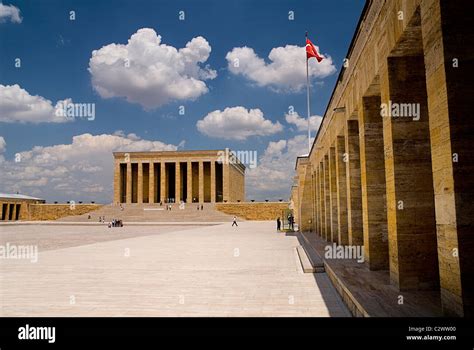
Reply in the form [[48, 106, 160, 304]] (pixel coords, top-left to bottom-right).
[[0, 194, 45, 221], [27, 204, 102, 221], [215, 202, 289, 220], [291, 0, 473, 317], [113, 150, 245, 204]]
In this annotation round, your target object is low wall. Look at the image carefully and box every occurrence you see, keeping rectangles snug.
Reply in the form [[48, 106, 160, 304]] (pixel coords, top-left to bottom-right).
[[28, 204, 103, 221], [215, 202, 289, 220]]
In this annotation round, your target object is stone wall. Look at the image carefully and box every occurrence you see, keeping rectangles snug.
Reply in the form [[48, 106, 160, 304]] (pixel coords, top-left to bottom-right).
[[292, 0, 474, 316], [28, 204, 102, 221], [228, 164, 245, 202], [0, 199, 43, 221], [215, 202, 289, 221]]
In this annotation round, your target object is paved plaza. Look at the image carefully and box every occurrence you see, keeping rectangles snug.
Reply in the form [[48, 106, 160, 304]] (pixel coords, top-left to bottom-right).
[[0, 221, 350, 317]]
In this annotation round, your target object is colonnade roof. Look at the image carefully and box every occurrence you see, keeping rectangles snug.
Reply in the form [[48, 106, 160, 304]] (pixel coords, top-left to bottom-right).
[[0, 193, 43, 201]]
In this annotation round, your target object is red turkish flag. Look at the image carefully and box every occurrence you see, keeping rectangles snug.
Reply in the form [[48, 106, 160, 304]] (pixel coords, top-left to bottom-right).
[[306, 38, 323, 62]]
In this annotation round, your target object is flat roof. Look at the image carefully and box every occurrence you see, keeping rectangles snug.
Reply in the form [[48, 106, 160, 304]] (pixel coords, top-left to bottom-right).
[[0, 193, 44, 201], [113, 149, 226, 156], [113, 149, 246, 170], [295, 155, 309, 170]]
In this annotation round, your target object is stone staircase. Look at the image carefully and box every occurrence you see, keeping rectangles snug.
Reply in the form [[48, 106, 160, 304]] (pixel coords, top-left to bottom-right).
[[296, 232, 325, 273], [57, 203, 238, 223]]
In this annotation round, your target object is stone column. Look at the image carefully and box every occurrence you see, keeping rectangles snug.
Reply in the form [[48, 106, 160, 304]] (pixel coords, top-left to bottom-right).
[[175, 162, 181, 203], [421, 0, 473, 316], [10, 204, 16, 221], [298, 160, 313, 232], [187, 161, 192, 203], [149, 162, 155, 203], [5, 204, 10, 221], [309, 169, 318, 233], [198, 161, 204, 203], [345, 120, 363, 246], [319, 162, 325, 238], [223, 162, 230, 202], [310, 171, 315, 232], [323, 155, 330, 241], [137, 162, 143, 204], [359, 95, 388, 270], [329, 146, 339, 243], [210, 161, 216, 203], [336, 135, 349, 245], [160, 162, 166, 203], [113, 161, 120, 204], [315, 168, 320, 235], [126, 162, 132, 204], [381, 56, 439, 291]]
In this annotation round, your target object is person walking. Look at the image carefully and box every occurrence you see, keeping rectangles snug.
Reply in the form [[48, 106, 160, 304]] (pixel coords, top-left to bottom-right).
[[276, 217, 281, 231], [232, 216, 238, 227]]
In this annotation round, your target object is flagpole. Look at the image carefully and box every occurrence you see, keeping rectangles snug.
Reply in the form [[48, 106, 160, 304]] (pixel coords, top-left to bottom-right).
[[305, 31, 311, 154]]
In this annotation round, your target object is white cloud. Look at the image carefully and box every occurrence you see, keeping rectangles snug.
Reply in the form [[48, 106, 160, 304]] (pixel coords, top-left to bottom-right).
[[0, 136, 5, 163], [0, 84, 72, 123], [245, 111, 324, 199], [88, 28, 216, 109], [0, 133, 177, 202], [0, 3, 22, 23], [285, 112, 322, 132], [246, 134, 310, 201], [0, 136, 5, 153], [226, 45, 336, 92], [196, 106, 283, 140]]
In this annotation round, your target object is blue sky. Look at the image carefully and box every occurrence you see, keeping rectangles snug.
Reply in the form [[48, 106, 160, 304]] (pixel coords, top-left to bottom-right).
[[0, 0, 365, 202]]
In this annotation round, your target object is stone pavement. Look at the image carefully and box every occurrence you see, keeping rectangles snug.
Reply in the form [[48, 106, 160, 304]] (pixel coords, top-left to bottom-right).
[[0, 221, 350, 317]]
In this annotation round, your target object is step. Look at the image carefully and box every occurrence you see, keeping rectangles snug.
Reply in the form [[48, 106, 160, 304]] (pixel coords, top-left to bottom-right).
[[296, 246, 314, 273], [296, 246, 325, 273], [299, 234, 325, 272]]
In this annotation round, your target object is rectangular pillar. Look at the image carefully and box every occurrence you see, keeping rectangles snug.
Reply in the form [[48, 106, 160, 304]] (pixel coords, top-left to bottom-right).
[[210, 161, 216, 203], [126, 162, 132, 204], [421, 0, 474, 316], [323, 155, 330, 241], [336, 135, 349, 245], [328, 147, 339, 243], [160, 162, 166, 203], [142, 163, 149, 203], [10, 203, 15, 221], [381, 56, 439, 291], [313, 167, 321, 235], [187, 161, 192, 203], [310, 172, 315, 232], [223, 162, 230, 202], [319, 162, 325, 238], [345, 120, 363, 246], [149, 162, 155, 203], [113, 161, 120, 204], [199, 161, 204, 203], [137, 162, 143, 204], [359, 95, 389, 270], [175, 162, 181, 203]]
